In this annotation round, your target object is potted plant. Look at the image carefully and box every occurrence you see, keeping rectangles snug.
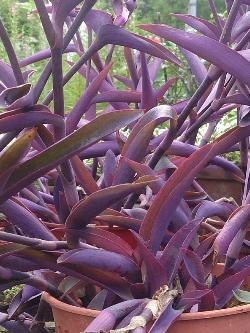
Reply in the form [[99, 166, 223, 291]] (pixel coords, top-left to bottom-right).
[[1, 0, 250, 333]]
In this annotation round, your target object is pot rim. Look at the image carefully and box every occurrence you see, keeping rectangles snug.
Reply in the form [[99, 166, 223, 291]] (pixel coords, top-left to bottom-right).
[[42, 292, 250, 322], [42, 292, 99, 317]]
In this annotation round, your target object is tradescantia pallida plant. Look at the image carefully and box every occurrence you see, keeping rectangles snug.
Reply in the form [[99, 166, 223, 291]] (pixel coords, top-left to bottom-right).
[[2, 0, 250, 332]]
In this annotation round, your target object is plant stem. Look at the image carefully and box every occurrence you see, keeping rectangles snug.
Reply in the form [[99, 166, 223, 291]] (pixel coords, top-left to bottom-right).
[[0, 19, 24, 85]]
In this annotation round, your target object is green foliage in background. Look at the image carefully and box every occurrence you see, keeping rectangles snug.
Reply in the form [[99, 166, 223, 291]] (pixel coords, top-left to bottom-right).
[[0, 0, 46, 60]]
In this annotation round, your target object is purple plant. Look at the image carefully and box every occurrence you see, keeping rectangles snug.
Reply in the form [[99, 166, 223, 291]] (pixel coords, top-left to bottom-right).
[[1, 0, 250, 332]]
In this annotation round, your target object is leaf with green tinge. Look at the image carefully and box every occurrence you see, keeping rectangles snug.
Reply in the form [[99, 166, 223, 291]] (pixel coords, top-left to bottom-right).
[[233, 289, 250, 304], [0, 110, 143, 203]]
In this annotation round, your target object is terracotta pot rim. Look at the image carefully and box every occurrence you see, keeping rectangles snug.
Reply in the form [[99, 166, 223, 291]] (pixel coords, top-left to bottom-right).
[[42, 292, 99, 317], [43, 292, 250, 322]]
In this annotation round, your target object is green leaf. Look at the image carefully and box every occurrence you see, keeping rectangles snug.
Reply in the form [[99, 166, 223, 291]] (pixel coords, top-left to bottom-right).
[[233, 289, 250, 304], [0, 128, 36, 175]]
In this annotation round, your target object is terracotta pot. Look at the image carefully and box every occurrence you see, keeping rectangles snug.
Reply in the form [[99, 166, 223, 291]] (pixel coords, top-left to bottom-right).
[[196, 165, 243, 205], [42, 293, 99, 333], [43, 264, 250, 333]]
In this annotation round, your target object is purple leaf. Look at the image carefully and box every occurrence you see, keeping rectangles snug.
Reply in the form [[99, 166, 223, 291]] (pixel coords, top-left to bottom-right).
[[195, 233, 218, 259], [113, 105, 177, 185], [131, 231, 168, 296], [0, 84, 34, 110], [232, 11, 250, 41], [124, 47, 139, 89], [0, 110, 64, 133], [160, 219, 202, 285], [171, 14, 220, 39], [19, 44, 77, 67], [0, 199, 56, 241], [91, 90, 141, 105], [194, 199, 237, 220], [114, 74, 134, 89], [66, 176, 158, 246], [213, 267, 250, 309], [103, 149, 117, 187], [58, 248, 140, 281], [136, 34, 182, 67], [179, 47, 207, 85], [156, 77, 178, 100], [182, 248, 206, 289], [84, 9, 113, 33], [17, 198, 59, 224], [8, 285, 41, 319], [178, 289, 213, 309], [77, 226, 134, 257], [140, 53, 157, 111], [1, 320, 31, 333], [0, 60, 17, 87], [123, 158, 164, 193], [140, 124, 250, 251], [95, 214, 142, 231], [66, 62, 113, 133], [79, 141, 120, 159], [85, 299, 146, 332], [1, 110, 143, 202], [71, 156, 99, 194], [139, 24, 250, 86], [214, 205, 250, 257], [123, 208, 147, 220], [97, 24, 179, 61]]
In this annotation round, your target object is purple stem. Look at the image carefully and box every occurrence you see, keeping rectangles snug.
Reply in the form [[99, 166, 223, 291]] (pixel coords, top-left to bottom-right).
[[33, 0, 97, 101], [33, 0, 55, 46], [0, 19, 24, 85], [208, 0, 223, 32]]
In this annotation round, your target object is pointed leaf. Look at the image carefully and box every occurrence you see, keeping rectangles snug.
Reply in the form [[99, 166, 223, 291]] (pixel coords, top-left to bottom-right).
[[71, 156, 99, 194], [103, 149, 117, 187], [171, 14, 219, 39], [179, 47, 207, 85], [77, 226, 134, 257], [66, 176, 157, 234], [66, 62, 113, 133], [113, 105, 177, 185], [19, 44, 77, 67], [0, 84, 34, 110], [85, 299, 146, 332], [131, 231, 168, 296], [182, 248, 206, 289], [0, 199, 56, 241], [1, 110, 143, 202], [58, 248, 140, 281], [0, 128, 36, 176], [214, 205, 250, 257], [97, 24, 179, 61], [213, 268, 250, 308], [160, 219, 202, 285], [0, 110, 64, 133], [139, 24, 250, 86], [140, 53, 157, 111]]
